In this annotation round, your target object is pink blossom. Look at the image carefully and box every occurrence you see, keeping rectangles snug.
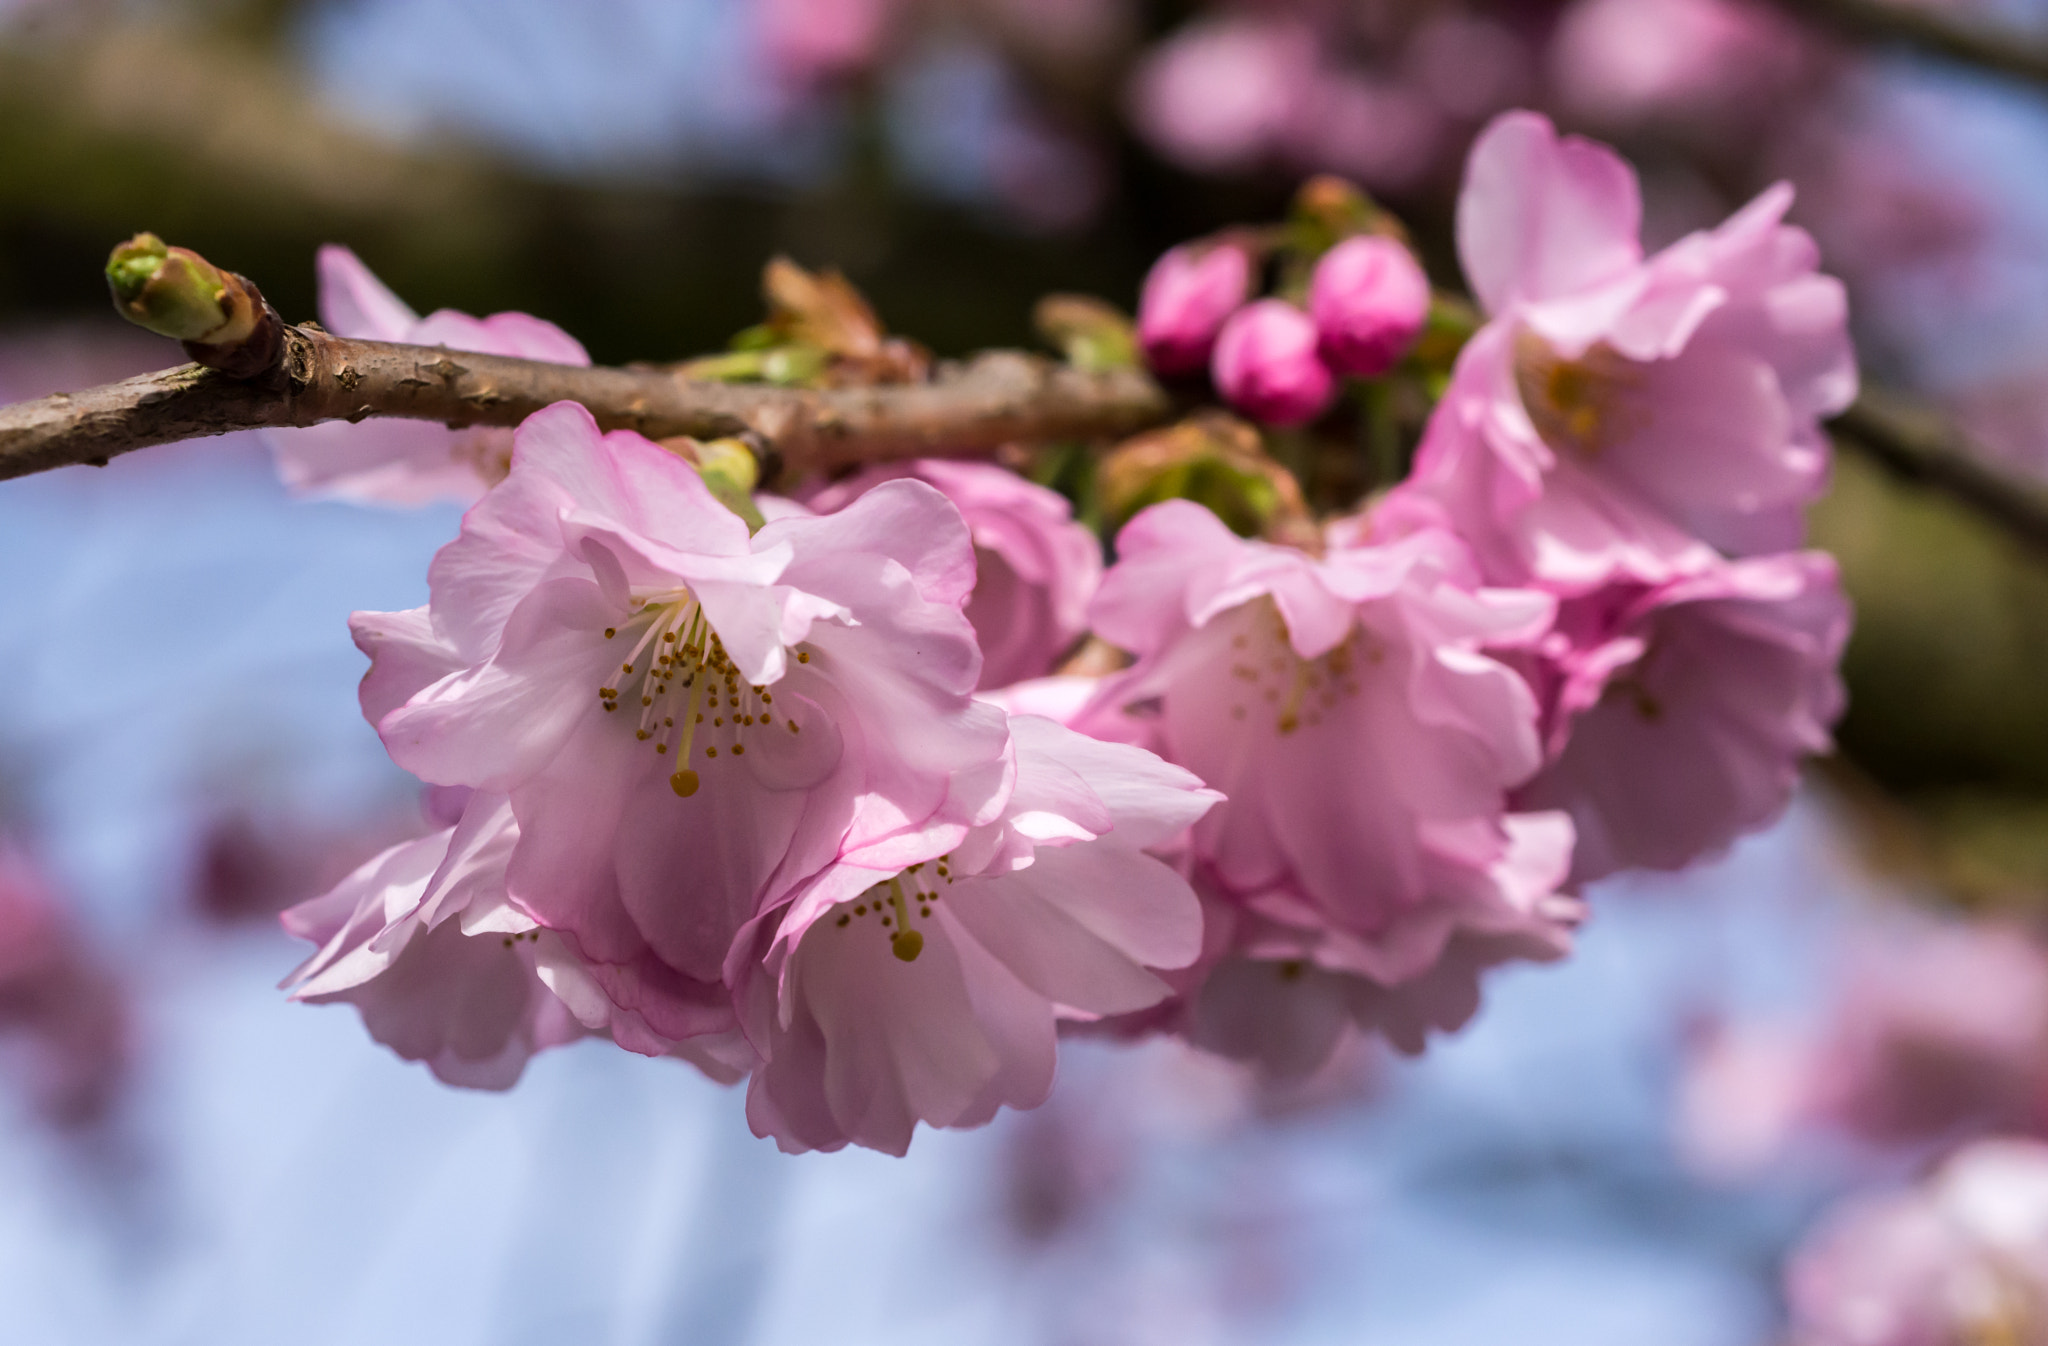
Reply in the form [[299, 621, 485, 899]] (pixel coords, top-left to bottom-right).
[[757, 0, 896, 86], [1125, 18, 1319, 175], [1513, 552, 1849, 881], [267, 247, 590, 506], [1138, 243, 1255, 377], [1075, 500, 1581, 1065], [1677, 917, 2048, 1179], [1212, 300, 1336, 427], [1550, 0, 1806, 134], [354, 401, 1012, 1060], [281, 795, 587, 1088], [1185, 830, 1581, 1071], [1819, 921, 2048, 1149], [1309, 236, 1432, 379], [0, 846, 128, 1126], [1786, 1139, 2048, 1346], [1399, 111, 1856, 590], [283, 792, 761, 1085], [740, 714, 1219, 1154], [802, 460, 1102, 689]]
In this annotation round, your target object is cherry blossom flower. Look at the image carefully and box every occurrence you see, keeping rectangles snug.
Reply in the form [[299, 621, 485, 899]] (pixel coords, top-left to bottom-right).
[[1137, 242, 1254, 377], [803, 460, 1102, 689], [281, 794, 586, 1089], [283, 792, 760, 1085], [739, 714, 1217, 1155], [1212, 300, 1336, 427], [1786, 1139, 2048, 1346], [1398, 111, 1856, 590], [1514, 552, 1849, 881], [354, 402, 1011, 1061], [1309, 235, 1431, 380], [1072, 500, 1581, 1066], [266, 246, 590, 506]]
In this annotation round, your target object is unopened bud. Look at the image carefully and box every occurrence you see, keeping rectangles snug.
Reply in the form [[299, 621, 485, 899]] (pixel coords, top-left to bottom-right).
[[107, 233, 233, 342], [1293, 175, 1375, 240], [1309, 236, 1430, 379], [1034, 294, 1138, 372], [1099, 412, 1311, 542], [1211, 300, 1334, 427], [662, 436, 765, 530], [1137, 242, 1252, 376]]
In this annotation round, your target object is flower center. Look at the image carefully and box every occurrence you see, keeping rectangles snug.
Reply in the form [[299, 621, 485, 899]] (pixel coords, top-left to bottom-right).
[[826, 859, 956, 963], [1224, 601, 1372, 737], [596, 590, 811, 798], [1513, 331, 1643, 458]]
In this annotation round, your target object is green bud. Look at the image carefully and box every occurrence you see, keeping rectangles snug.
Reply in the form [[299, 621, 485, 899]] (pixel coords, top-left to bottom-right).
[[1034, 295, 1139, 373], [106, 233, 232, 341], [663, 436, 765, 530], [1099, 414, 1311, 542]]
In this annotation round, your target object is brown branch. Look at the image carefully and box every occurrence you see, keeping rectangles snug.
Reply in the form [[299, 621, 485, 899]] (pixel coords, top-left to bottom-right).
[[0, 326, 1173, 485], [1831, 391, 2048, 559], [1778, 0, 2048, 86]]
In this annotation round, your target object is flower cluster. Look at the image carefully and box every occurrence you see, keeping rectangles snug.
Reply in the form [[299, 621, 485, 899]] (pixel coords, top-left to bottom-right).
[[282, 110, 1854, 1149], [1137, 231, 1431, 426]]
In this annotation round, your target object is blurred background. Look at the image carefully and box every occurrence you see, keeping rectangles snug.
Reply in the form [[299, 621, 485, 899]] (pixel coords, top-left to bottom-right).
[[6, 0, 2048, 1341]]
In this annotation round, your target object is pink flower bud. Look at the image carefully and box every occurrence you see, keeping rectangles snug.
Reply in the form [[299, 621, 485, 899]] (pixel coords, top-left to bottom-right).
[[1211, 299, 1336, 426], [1137, 243, 1252, 375], [1309, 236, 1431, 378]]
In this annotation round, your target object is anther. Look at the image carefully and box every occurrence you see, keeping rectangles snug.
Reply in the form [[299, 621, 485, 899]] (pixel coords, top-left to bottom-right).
[[705, 746, 717, 758]]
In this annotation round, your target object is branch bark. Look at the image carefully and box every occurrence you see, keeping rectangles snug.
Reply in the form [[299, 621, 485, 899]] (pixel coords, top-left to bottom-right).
[[1778, 0, 2048, 87], [1831, 391, 2048, 560], [0, 325, 1173, 484]]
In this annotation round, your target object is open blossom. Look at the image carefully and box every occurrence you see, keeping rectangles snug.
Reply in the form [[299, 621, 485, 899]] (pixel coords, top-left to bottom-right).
[[1074, 500, 1581, 1067], [1212, 300, 1336, 427], [803, 460, 1102, 689], [1514, 552, 1849, 881], [266, 247, 590, 506], [1398, 111, 1855, 590], [741, 715, 1218, 1155], [1309, 235, 1431, 379], [282, 794, 589, 1088], [1786, 1139, 2048, 1346], [354, 401, 1011, 1060], [1138, 242, 1254, 376]]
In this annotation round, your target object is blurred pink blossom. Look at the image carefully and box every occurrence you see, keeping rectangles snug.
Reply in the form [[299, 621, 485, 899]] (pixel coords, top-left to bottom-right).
[[1399, 111, 1855, 591], [1677, 916, 2048, 1178], [741, 715, 1217, 1154], [1309, 236, 1431, 379], [1786, 1138, 2048, 1346], [352, 401, 1010, 1061], [1126, 18, 1320, 175], [266, 247, 590, 506], [1138, 242, 1254, 377], [804, 461, 1102, 690], [1514, 552, 1849, 881], [1212, 299, 1336, 426], [0, 846, 128, 1127], [1550, 0, 1808, 134], [757, 0, 898, 86]]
